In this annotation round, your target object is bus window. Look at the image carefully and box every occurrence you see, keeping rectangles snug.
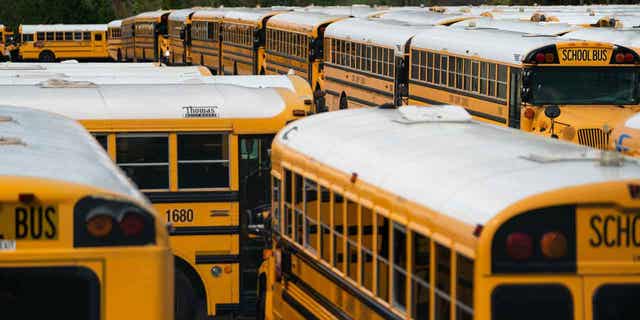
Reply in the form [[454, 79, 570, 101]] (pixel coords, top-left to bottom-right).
[[23, 34, 33, 42], [456, 254, 473, 320], [480, 62, 488, 95], [361, 206, 374, 292], [294, 173, 304, 245], [37, 32, 45, 41], [177, 133, 229, 189], [92, 134, 108, 151], [83, 32, 91, 40], [333, 192, 345, 272], [488, 63, 496, 97], [377, 213, 390, 302], [284, 169, 293, 238], [392, 223, 407, 310], [95, 33, 103, 41], [272, 177, 281, 235], [320, 185, 331, 262], [116, 134, 169, 190], [55, 32, 63, 41], [346, 199, 358, 282], [412, 232, 430, 319], [46, 32, 54, 41], [65, 32, 73, 40], [435, 243, 451, 320], [74, 32, 82, 41], [304, 179, 318, 253]]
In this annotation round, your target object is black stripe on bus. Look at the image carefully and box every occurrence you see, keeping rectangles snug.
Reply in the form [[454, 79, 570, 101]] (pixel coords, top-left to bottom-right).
[[285, 273, 351, 320], [216, 303, 241, 314], [222, 42, 253, 51], [325, 89, 379, 107], [265, 50, 308, 63], [283, 240, 403, 320], [195, 254, 240, 264], [409, 79, 508, 107], [266, 59, 307, 73], [282, 290, 322, 320], [324, 62, 394, 82], [222, 50, 254, 60], [170, 226, 239, 236], [324, 76, 394, 98], [222, 56, 253, 67], [408, 94, 507, 124], [144, 191, 239, 203]]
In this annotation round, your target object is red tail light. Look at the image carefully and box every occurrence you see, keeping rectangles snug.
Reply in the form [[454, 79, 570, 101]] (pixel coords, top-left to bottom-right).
[[120, 212, 145, 237], [524, 108, 535, 120], [624, 53, 634, 63], [506, 232, 533, 260], [535, 53, 545, 63], [544, 53, 554, 63], [615, 53, 625, 63]]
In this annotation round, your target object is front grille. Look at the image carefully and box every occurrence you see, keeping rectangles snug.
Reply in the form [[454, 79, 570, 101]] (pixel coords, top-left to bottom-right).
[[577, 128, 610, 150]]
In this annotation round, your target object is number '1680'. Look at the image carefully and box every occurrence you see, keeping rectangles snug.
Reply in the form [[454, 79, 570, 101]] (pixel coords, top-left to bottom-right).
[[166, 209, 194, 223]]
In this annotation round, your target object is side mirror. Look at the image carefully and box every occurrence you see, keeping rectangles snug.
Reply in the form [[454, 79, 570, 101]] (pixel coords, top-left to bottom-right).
[[544, 105, 561, 119], [521, 87, 531, 103]]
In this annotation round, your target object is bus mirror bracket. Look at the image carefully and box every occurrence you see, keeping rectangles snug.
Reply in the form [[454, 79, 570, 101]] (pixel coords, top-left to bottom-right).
[[544, 105, 561, 138]]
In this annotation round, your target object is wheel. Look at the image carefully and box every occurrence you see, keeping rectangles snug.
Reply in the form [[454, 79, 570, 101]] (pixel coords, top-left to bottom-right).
[[117, 49, 122, 61], [174, 269, 206, 320], [339, 94, 348, 110], [314, 88, 326, 113], [38, 51, 55, 62]]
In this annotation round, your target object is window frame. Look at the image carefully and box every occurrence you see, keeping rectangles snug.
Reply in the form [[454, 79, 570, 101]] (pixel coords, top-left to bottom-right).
[[115, 132, 170, 191], [176, 132, 231, 190]]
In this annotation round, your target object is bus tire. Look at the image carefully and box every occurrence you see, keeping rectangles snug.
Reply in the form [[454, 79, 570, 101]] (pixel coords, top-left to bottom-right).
[[339, 93, 348, 110], [39, 51, 55, 62], [175, 269, 206, 320], [314, 86, 326, 113]]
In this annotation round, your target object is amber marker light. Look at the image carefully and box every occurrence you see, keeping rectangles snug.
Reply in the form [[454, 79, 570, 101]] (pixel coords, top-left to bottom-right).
[[87, 215, 113, 238], [540, 231, 568, 259], [524, 108, 535, 120]]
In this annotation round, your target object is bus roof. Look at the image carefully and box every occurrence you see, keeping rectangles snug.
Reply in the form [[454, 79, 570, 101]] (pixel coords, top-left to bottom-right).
[[411, 26, 559, 65], [267, 12, 349, 34], [223, 8, 286, 26], [560, 28, 640, 49], [373, 10, 474, 26], [0, 83, 290, 121], [275, 107, 640, 226], [0, 105, 142, 199], [108, 20, 123, 28], [192, 8, 230, 20], [135, 10, 171, 21], [295, 5, 381, 18], [325, 18, 424, 53], [169, 9, 196, 22], [451, 18, 577, 36], [20, 24, 108, 33]]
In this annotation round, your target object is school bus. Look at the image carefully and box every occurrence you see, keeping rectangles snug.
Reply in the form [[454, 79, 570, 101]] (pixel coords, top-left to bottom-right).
[[0, 80, 311, 320], [263, 105, 640, 320], [121, 16, 136, 61], [0, 104, 172, 320], [265, 12, 348, 112], [135, 10, 171, 62], [221, 9, 285, 75], [17, 24, 109, 62], [168, 9, 196, 65], [0, 25, 9, 60], [323, 18, 423, 110], [107, 20, 122, 61], [191, 9, 227, 74], [408, 27, 640, 149], [561, 27, 640, 53]]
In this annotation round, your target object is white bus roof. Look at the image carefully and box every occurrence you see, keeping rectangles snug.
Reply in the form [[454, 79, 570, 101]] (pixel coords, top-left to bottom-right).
[[325, 18, 425, 54], [411, 26, 559, 65], [0, 83, 288, 121], [373, 10, 474, 26], [135, 10, 171, 20], [108, 20, 123, 28], [275, 107, 640, 226], [451, 18, 577, 36], [560, 28, 640, 49], [192, 9, 231, 20], [267, 12, 349, 32], [223, 8, 285, 25], [169, 9, 196, 22], [20, 24, 108, 33], [0, 105, 142, 199], [294, 5, 380, 18]]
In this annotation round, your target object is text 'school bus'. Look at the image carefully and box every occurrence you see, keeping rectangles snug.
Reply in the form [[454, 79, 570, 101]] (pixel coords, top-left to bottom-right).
[[265, 12, 348, 113], [107, 20, 122, 61], [408, 27, 640, 150], [221, 9, 285, 75], [323, 18, 423, 110], [560, 27, 640, 54], [168, 9, 196, 65], [134, 10, 171, 62], [191, 9, 228, 74], [262, 105, 640, 320], [120, 16, 136, 61], [0, 104, 172, 320], [0, 81, 311, 320], [17, 24, 109, 62]]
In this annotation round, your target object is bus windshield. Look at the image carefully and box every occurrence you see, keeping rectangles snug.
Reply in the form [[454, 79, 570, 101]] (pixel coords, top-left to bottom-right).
[[527, 67, 638, 105]]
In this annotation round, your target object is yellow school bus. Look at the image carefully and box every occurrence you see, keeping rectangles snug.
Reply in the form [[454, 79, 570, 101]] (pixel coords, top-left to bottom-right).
[[221, 9, 285, 75], [0, 80, 311, 320], [17, 24, 109, 62], [0, 104, 172, 320], [263, 105, 640, 320], [408, 27, 640, 149], [0, 25, 9, 60], [191, 9, 227, 74], [265, 12, 348, 112], [135, 10, 171, 62], [107, 20, 122, 61], [168, 9, 196, 65], [121, 16, 136, 61]]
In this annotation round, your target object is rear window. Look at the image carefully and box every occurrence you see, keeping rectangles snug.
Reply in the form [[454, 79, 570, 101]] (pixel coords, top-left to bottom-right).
[[594, 284, 640, 320], [492, 284, 573, 320]]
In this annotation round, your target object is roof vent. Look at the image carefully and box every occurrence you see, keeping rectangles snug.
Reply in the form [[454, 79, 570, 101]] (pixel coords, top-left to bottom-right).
[[0, 137, 25, 146], [395, 105, 471, 124], [38, 79, 97, 88], [0, 116, 13, 122]]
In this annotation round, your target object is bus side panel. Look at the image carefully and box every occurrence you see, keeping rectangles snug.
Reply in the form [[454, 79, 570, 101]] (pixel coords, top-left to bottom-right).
[[324, 65, 394, 110]]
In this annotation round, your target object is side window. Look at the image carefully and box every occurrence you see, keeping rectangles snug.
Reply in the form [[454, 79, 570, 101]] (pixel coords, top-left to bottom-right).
[[392, 223, 407, 310], [92, 134, 108, 151], [23, 34, 33, 42], [116, 134, 169, 190], [456, 254, 474, 320], [74, 32, 82, 41], [294, 173, 304, 245], [435, 243, 451, 320], [37, 32, 45, 41], [412, 232, 431, 319], [177, 133, 229, 189], [64, 32, 73, 40], [333, 192, 345, 272], [361, 206, 374, 292], [377, 213, 390, 302], [55, 32, 63, 41], [320, 185, 331, 262], [272, 177, 281, 234], [83, 32, 91, 40], [46, 32, 54, 41], [471, 61, 479, 93], [304, 179, 318, 253], [95, 33, 103, 41], [497, 65, 508, 100], [284, 169, 293, 238], [346, 199, 358, 282], [434, 53, 441, 84], [480, 62, 488, 95], [488, 63, 497, 97], [440, 55, 447, 86]]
